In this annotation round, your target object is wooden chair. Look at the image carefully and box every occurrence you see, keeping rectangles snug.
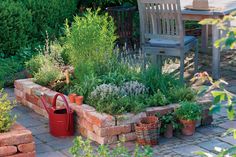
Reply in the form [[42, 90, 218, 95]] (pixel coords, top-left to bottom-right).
[[138, 0, 198, 81]]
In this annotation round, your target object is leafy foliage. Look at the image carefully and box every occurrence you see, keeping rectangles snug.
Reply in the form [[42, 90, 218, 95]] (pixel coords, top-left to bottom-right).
[[26, 39, 64, 87], [200, 11, 236, 49], [192, 72, 236, 157], [69, 136, 153, 157], [175, 102, 202, 121], [168, 86, 197, 103], [159, 112, 179, 133], [0, 0, 32, 57], [64, 9, 117, 77], [21, 0, 77, 42], [0, 89, 16, 133]]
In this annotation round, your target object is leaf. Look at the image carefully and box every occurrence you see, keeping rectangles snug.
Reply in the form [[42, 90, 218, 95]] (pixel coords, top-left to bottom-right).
[[210, 104, 221, 114], [217, 146, 236, 157]]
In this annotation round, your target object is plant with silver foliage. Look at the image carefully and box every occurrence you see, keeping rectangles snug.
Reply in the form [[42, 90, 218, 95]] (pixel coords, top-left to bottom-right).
[[120, 81, 148, 96], [90, 84, 120, 100]]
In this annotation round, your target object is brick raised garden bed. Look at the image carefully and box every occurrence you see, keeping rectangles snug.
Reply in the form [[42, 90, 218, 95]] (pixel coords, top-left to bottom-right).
[[0, 123, 35, 157], [14, 79, 213, 144]]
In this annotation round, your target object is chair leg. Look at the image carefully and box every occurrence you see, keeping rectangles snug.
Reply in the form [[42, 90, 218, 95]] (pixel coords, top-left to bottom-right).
[[180, 55, 185, 82], [194, 40, 199, 74], [143, 52, 147, 70], [156, 55, 162, 73]]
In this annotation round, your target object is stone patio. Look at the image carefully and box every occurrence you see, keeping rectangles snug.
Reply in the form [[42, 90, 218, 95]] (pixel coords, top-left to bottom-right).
[[5, 85, 236, 157]]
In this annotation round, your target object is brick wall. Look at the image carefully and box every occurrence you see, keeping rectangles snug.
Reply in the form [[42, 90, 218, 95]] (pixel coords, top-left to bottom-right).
[[14, 79, 212, 144], [0, 123, 35, 157]]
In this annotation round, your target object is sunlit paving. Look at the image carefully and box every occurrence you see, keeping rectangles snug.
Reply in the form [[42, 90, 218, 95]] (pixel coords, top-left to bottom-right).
[[0, 0, 236, 156]]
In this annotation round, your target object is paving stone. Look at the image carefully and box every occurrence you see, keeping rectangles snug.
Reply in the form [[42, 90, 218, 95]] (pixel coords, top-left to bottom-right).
[[196, 126, 226, 136], [35, 133, 59, 143], [35, 144, 54, 154], [219, 121, 236, 129], [219, 136, 236, 145], [37, 151, 67, 157], [176, 132, 206, 141], [17, 117, 44, 128], [47, 138, 74, 150], [173, 145, 215, 156], [198, 139, 232, 153], [30, 125, 49, 135], [60, 148, 73, 157]]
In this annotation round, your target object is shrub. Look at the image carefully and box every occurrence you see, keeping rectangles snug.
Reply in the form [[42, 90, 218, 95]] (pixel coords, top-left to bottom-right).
[[120, 81, 148, 96], [0, 0, 32, 57], [70, 136, 153, 157], [34, 64, 62, 86], [168, 86, 197, 103], [64, 9, 117, 81], [146, 90, 168, 107], [0, 56, 25, 88], [0, 89, 16, 133], [21, 0, 77, 42], [175, 102, 202, 121], [159, 112, 179, 133]]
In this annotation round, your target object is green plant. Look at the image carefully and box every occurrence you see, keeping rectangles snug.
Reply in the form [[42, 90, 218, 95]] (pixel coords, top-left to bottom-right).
[[21, 0, 77, 42], [0, 0, 32, 57], [140, 66, 182, 96], [146, 90, 168, 107], [0, 89, 16, 133], [175, 102, 202, 121], [69, 136, 153, 157], [168, 86, 197, 103], [192, 72, 236, 157], [64, 9, 117, 78], [34, 64, 62, 86], [159, 112, 179, 133], [199, 11, 236, 49]]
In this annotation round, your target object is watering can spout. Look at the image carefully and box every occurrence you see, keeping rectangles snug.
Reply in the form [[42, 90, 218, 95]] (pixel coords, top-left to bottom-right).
[[35, 91, 50, 114]]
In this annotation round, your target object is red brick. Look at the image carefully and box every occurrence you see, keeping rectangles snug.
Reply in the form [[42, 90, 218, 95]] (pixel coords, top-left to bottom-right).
[[0, 146, 17, 156], [118, 132, 136, 142], [14, 89, 24, 98], [17, 142, 35, 153], [116, 112, 147, 125], [84, 111, 115, 127], [146, 104, 179, 116], [93, 125, 131, 137], [70, 104, 95, 118], [6, 151, 36, 157], [79, 127, 117, 144], [23, 83, 41, 95], [15, 96, 23, 103], [25, 93, 38, 105], [0, 124, 33, 146], [25, 101, 48, 118], [77, 118, 94, 132]]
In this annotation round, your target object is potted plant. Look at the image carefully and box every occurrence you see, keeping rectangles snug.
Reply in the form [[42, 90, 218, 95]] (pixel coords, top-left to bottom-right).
[[175, 102, 202, 136], [159, 112, 179, 138]]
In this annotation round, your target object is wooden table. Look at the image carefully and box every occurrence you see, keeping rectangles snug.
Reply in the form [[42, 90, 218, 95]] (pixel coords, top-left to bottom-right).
[[180, 0, 236, 79]]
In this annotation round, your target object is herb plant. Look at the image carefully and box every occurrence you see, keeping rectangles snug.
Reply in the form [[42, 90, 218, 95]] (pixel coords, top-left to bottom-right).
[[69, 136, 153, 157], [0, 89, 16, 133], [175, 102, 202, 121], [159, 112, 179, 133]]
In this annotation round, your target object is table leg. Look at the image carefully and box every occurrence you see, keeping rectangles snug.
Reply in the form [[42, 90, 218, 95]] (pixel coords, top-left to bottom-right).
[[201, 25, 208, 53], [212, 24, 220, 79]]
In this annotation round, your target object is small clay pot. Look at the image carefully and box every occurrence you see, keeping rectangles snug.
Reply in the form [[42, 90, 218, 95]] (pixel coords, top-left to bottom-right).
[[179, 119, 196, 136], [164, 124, 173, 138], [75, 96, 83, 105], [68, 94, 77, 103], [201, 108, 213, 126]]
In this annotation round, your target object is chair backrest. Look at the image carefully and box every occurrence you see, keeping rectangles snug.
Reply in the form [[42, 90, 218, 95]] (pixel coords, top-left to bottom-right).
[[138, 0, 184, 47]]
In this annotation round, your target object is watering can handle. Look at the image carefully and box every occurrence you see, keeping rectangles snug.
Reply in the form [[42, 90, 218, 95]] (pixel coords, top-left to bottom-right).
[[52, 93, 72, 131]]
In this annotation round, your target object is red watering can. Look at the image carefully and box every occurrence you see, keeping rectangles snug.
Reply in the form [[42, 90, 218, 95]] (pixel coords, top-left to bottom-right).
[[35, 91, 74, 137]]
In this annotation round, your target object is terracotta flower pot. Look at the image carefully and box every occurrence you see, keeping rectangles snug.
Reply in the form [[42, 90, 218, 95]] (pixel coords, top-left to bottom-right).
[[68, 94, 77, 103], [201, 108, 213, 126], [179, 119, 196, 136], [164, 124, 173, 138], [75, 96, 83, 106]]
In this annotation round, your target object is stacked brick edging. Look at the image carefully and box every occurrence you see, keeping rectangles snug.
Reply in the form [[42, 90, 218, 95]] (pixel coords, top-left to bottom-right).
[[0, 123, 35, 157], [14, 79, 212, 144]]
